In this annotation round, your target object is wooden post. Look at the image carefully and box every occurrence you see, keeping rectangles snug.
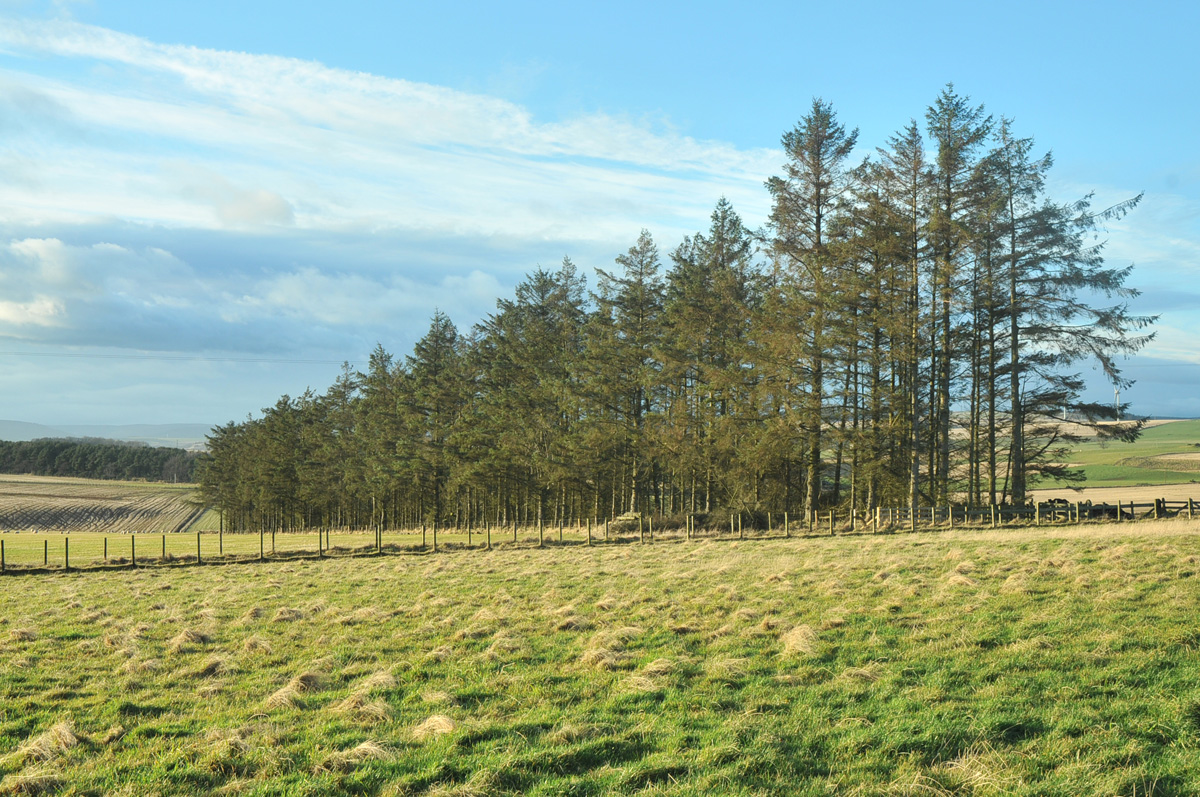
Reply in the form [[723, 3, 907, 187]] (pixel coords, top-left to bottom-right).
[[648, 515, 653, 542], [784, 511, 790, 538], [1035, 503, 1040, 526], [104, 537, 108, 561], [767, 512, 773, 534], [686, 514, 692, 540], [639, 515, 644, 544], [434, 521, 439, 553], [64, 537, 69, 571], [131, 536, 136, 567], [196, 532, 201, 564], [586, 517, 591, 547], [910, 507, 916, 533], [44, 539, 48, 566], [220, 529, 224, 556], [605, 518, 610, 541], [468, 518, 473, 547], [559, 517, 563, 543], [738, 513, 743, 540], [948, 505, 954, 530], [272, 528, 276, 554], [486, 521, 492, 550], [162, 534, 166, 559], [1189, 498, 1194, 519], [829, 510, 835, 536], [1, 539, 5, 574], [259, 528, 264, 561], [539, 516, 544, 547], [730, 514, 735, 536]]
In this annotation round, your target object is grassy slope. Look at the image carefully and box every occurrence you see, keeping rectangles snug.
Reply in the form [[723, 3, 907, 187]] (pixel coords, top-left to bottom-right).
[[2, 525, 1200, 795], [1046, 419, 1200, 488]]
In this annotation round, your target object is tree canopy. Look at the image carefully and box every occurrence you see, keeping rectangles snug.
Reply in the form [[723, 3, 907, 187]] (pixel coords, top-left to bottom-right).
[[198, 87, 1154, 532]]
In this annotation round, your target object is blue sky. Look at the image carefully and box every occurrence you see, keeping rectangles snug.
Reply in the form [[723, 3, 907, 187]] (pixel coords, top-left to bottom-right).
[[0, 0, 1197, 426]]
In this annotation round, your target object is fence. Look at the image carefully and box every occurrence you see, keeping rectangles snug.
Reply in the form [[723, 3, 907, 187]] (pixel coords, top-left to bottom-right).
[[1, 497, 1197, 575]]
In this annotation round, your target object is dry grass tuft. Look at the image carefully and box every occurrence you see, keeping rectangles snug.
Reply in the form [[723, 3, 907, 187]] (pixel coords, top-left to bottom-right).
[[271, 607, 303, 623], [555, 615, 591, 632], [412, 714, 457, 740], [421, 690, 459, 707], [101, 725, 126, 745], [580, 647, 630, 670], [167, 628, 210, 654], [9, 628, 37, 643], [6, 722, 80, 766], [192, 655, 235, 678], [839, 663, 883, 682], [357, 670, 397, 693], [642, 657, 676, 677], [546, 723, 595, 745], [314, 740, 392, 773], [264, 671, 324, 709], [670, 623, 699, 635], [332, 692, 393, 724], [624, 674, 662, 692], [780, 624, 817, 656], [946, 574, 978, 587], [0, 767, 64, 795], [241, 636, 272, 654], [954, 560, 976, 574], [424, 644, 453, 663]]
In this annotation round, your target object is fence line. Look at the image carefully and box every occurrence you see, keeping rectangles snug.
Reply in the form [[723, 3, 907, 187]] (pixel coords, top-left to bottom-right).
[[1, 497, 1196, 576]]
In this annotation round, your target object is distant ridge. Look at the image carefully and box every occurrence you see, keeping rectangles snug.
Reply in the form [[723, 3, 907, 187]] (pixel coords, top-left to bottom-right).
[[0, 420, 212, 450]]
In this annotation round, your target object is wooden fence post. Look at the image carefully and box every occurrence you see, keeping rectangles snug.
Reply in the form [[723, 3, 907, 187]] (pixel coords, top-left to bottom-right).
[[44, 539, 48, 566], [586, 517, 591, 547], [65, 537, 69, 571], [1, 540, 5, 574], [131, 536, 136, 567], [162, 534, 166, 559], [829, 510, 835, 536], [738, 513, 743, 540], [1189, 498, 1194, 520], [259, 528, 264, 561], [784, 511, 790, 538], [948, 505, 954, 530], [648, 515, 653, 543], [220, 529, 224, 556]]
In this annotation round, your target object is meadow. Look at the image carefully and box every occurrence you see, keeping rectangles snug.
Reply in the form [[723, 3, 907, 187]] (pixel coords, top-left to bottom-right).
[[1042, 419, 1200, 490], [0, 476, 213, 536], [3, 521, 1200, 795]]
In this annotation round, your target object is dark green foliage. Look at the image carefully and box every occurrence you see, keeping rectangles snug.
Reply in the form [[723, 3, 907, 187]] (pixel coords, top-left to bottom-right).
[[197, 89, 1153, 529], [0, 438, 198, 481]]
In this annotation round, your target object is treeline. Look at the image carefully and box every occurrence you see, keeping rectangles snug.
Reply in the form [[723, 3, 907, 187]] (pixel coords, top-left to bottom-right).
[[0, 439, 199, 482], [199, 86, 1153, 533]]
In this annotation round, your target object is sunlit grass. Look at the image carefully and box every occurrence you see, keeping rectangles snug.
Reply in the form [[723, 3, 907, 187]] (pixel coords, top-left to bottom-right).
[[2, 522, 1200, 794]]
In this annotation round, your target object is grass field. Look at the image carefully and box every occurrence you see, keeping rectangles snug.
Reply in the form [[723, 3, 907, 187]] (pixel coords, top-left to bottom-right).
[[1042, 419, 1200, 490], [3, 521, 1200, 795]]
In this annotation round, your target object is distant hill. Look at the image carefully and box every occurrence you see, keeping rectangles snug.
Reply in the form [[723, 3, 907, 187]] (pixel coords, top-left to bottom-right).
[[0, 420, 212, 451]]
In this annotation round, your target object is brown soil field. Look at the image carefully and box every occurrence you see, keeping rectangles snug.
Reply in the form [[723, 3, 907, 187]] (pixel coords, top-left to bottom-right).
[[0, 474, 204, 533]]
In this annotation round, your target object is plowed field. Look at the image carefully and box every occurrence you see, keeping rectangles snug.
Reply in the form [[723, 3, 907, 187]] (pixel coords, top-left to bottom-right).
[[0, 474, 206, 533]]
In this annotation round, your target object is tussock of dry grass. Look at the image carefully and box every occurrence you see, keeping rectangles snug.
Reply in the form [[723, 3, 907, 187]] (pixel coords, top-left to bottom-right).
[[4, 722, 80, 767], [412, 714, 456, 740], [264, 671, 324, 709], [192, 655, 235, 678], [331, 692, 393, 723], [271, 607, 303, 623], [0, 767, 64, 795], [356, 670, 397, 693], [241, 635, 272, 654], [8, 628, 36, 643], [420, 690, 459, 707], [642, 657, 676, 677], [313, 740, 392, 773], [780, 624, 817, 656], [167, 628, 210, 654], [946, 574, 979, 587]]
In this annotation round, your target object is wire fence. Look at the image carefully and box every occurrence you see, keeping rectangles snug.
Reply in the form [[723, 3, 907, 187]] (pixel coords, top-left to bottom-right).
[[1, 497, 1196, 575]]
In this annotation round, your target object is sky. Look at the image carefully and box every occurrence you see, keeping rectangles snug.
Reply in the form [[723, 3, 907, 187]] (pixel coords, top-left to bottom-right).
[[0, 0, 1198, 428]]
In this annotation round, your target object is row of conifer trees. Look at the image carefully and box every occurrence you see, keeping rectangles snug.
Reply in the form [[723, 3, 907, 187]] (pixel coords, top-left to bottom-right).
[[198, 86, 1153, 533]]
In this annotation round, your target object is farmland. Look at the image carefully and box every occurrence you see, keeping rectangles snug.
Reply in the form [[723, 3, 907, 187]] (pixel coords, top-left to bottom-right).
[[0, 475, 212, 535], [3, 521, 1200, 795], [1035, 419, 1200, 503]]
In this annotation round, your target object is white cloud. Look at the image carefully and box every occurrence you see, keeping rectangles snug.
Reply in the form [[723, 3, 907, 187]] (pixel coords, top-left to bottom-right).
[[0, 18, 776, 241]]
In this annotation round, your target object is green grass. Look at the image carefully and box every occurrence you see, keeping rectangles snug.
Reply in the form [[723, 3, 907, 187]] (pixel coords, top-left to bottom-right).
[[3, 523, 1200, 795], [1046, 419, 1200, 487]]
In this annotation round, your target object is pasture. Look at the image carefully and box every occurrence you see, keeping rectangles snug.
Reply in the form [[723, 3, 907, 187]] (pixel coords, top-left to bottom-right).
[[1039, 419, 1200, 495], [3, 521, 1200, 795]]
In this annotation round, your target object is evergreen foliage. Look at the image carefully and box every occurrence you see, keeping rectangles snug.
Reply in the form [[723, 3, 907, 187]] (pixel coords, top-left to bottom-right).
[[0, 438, 198, 481], [198, 87, 1154, 531]]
